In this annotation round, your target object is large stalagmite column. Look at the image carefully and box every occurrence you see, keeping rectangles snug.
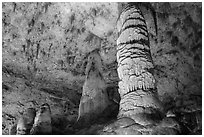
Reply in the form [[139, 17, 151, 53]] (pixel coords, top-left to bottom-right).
[[116, 2, 164, 126]]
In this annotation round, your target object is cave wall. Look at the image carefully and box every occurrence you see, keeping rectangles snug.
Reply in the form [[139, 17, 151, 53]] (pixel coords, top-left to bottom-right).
[[3, 2, 201, 98], [2, 2, 202, 134]]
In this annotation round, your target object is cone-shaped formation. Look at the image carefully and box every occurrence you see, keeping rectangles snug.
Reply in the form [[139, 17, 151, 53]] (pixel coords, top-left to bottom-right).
[[15, 108, 36, 135], [77, 49, 110, 127], [30, 103, 52, 135]]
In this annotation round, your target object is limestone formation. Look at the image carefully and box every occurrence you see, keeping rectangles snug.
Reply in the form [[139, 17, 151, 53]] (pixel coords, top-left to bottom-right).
[[101, 2, 180, 135], [30, 103, 52, 135], [16, 108, 36, 135], [77, 49, 110, 126]]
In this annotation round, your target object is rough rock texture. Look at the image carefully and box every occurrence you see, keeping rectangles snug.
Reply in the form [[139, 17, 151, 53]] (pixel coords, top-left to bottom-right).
[[2, 2, 202, 135], [15, 108, 36, 135], [76, 49, 110, 127], [116, 2, 165, 125], [30, 103, 52, 135]]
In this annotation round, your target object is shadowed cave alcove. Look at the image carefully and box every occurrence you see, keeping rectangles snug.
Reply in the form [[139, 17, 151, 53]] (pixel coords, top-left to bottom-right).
[[2, 2, 202, 135]]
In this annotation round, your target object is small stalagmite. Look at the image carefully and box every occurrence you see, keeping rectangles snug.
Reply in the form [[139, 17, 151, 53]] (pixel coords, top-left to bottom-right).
[[30, 103, 52, 135], [15, 108, 36, 135], [77, 49, 110, 126]]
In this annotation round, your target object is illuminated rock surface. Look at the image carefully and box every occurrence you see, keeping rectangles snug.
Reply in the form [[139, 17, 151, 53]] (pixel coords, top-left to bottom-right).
[[2, 2, 201, 135]]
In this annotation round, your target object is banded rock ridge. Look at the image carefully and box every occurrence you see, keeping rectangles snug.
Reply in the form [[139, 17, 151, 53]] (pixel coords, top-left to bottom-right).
[[100, 2, 180, 135]]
